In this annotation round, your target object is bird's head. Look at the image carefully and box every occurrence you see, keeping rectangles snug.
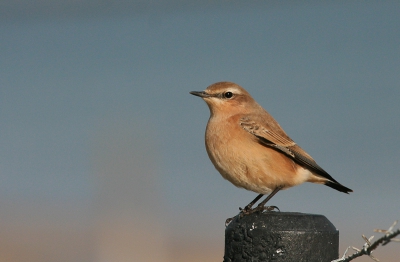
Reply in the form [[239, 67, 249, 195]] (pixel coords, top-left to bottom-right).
[[190, 82, 259, 117]]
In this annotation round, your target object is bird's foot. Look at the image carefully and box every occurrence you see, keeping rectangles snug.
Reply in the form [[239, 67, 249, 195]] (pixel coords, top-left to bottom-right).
[[239, 205, 253, 215], [225, 205, 255, 226], [226, 205, 280, 226], [259, 205, 280, 213], [239, 205, 280, 216], [225, 217, 234, 226]]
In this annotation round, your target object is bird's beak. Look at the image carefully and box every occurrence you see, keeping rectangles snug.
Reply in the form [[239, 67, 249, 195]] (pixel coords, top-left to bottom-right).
[[190, 91, 210, 98]]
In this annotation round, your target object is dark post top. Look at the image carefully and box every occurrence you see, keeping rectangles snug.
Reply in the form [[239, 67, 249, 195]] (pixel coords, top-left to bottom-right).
[[224, 212, 339, 262]]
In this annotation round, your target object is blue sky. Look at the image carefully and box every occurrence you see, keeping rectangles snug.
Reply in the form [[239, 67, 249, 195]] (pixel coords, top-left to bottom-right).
[[1, 1, 399, 261]]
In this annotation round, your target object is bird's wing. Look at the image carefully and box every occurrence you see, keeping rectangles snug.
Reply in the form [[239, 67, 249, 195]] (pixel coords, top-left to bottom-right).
[[240, 115, 338, 182]]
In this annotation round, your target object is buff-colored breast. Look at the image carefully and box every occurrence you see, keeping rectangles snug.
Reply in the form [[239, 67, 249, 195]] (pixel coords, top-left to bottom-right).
[[205, 114, 312, 194]]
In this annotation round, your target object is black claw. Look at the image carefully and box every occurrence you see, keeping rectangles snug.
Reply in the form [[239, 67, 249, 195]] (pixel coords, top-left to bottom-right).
[[263, 205, 280, 212], [225, 217, 233, 226]]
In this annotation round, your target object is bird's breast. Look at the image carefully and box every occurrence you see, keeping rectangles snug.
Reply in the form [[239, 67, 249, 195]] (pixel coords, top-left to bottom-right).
[[204, 115, 309, 194]]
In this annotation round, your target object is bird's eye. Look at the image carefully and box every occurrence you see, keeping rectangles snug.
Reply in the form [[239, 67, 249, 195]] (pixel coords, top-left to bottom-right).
[[223, 91, 233, 99]]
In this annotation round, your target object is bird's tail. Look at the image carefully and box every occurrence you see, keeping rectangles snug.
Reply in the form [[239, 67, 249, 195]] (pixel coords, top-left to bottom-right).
[[325, 181, 353, 194]]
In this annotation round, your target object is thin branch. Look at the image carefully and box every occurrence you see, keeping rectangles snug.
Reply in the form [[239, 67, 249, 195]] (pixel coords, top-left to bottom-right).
[[333, 221, 400, 262]]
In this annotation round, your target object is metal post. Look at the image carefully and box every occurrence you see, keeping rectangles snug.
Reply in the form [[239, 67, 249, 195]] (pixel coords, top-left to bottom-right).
[[224, 212, 339, 262]]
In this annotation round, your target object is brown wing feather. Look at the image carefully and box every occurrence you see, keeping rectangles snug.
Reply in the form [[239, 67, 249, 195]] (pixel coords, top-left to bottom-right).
[[240, 116, 295, 147], [240, 115, 339, 183]]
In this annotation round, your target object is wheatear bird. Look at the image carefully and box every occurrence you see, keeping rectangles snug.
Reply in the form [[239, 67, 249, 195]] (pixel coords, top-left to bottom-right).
[[190, 82, 352, 213]]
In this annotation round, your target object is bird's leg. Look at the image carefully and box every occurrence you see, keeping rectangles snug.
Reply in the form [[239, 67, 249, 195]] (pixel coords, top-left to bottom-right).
[[240, 194, 264, 213], [227, 194, 264, 224], [254, 186, 282, 212], [230, 188, 282, 223]]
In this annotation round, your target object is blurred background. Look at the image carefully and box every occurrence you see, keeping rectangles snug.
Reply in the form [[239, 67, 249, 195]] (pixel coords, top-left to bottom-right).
[[1, 1, 399, 261]]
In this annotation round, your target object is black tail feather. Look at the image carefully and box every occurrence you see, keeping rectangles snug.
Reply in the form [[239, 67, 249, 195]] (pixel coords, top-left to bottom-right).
[[325, 181, 353, 194]]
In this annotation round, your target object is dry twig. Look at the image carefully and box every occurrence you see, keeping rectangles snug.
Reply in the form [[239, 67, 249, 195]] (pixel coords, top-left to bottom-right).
[[332, 221, 400, 262]]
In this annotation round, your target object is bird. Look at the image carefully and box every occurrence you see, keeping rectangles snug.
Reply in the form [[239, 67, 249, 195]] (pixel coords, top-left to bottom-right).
[[190, 81, 352, 214]]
